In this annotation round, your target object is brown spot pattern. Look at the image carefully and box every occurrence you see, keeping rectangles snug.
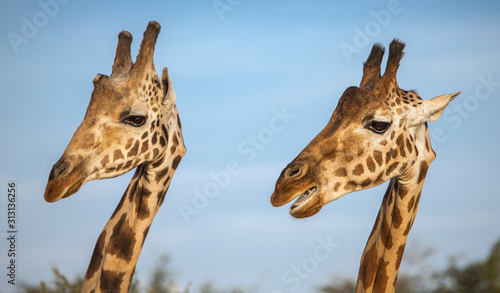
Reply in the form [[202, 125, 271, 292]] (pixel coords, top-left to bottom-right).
[[386, 162, 399, 176], [395, 244, 406, 271], [161, 124, 169, 140], [373, 150, 383, 166], [425, 136, 431, 152], [385, 151, 392, 164], [418, 161, 429, 184], [366, 156, 376, 172], [360, 244, 378, 289], [407, 196, 415, 213], [374, 172, 384, 184], [108, 213, 135, 263], [100, 270, 125, 292], [344, 181, 356, 191], [335, 168, 347, 177], [373, 260, 389, 293], [333, 182, 341, 192], [398, 186, 409, 199], [154, 165, 170, 183], [399, 162, 408, 174], [172, 132, 179, 145], [127, 140, 140, 157], [113, 149, 124, 162], [403, 220, 412, 236], [151, 132, 158, 145], [141, 140, 149, 153], [353, 164, 364, 176], [85, 230, 106, 280], [406, 138, 412, 154], [136, 189, 152, 220], [172, 155, 182, 170], [125, 138, 134, 149], [361, 178, 372, 187], [393, 206, 403, 229], [100, 155, 109, 167]]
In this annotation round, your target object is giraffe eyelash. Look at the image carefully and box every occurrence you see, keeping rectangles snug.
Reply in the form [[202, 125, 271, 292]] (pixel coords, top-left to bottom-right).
[[123, 115, 147, 127], [365, 120, 392, 134]]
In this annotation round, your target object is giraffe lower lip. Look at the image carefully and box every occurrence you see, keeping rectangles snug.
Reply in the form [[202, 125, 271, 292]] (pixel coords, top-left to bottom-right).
[[63, 178, 85, 199], [290, 186, 318, 211]]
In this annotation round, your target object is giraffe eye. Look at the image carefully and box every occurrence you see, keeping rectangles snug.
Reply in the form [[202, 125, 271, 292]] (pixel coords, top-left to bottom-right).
[[366, 121, 391, 134], [123, 115, 146, 127]]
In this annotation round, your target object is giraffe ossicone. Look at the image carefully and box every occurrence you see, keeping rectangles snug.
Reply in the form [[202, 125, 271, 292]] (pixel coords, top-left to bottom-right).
[[44, 21, 186, 293], [270, 39, 459, 292]]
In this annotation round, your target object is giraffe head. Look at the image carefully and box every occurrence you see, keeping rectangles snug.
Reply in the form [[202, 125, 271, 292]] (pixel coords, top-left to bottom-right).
[[271, 39, 459, 218], [44, 21, 184, 203]]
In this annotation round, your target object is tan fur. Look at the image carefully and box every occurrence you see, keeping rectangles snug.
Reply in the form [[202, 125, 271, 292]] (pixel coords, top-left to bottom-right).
[[271, 40, 459, 292], [44, 21, 186, 293]]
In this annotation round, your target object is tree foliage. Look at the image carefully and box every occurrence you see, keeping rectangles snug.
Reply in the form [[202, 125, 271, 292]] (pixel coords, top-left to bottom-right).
[[318, 238, 500, 293], [20, 238, 500, 293], [21, 267, 83, 293], [20, 254, 246, 293], [433, 239, 500, 293]]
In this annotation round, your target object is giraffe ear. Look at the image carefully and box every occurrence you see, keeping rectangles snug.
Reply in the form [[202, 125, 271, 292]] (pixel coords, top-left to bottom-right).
[[421, 92, 461, 122], [160, 67, 176, 110]]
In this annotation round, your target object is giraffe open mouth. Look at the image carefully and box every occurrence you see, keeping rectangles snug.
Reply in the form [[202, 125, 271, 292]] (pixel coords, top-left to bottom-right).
[[290, 186, 319, 213]]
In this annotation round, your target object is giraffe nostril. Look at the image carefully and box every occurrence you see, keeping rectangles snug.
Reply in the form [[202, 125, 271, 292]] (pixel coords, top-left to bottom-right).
[[286, 166, 301, 178], [49, 160, 71, 180]]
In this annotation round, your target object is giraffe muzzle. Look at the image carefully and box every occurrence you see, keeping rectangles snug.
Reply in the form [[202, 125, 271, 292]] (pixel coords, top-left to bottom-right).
[[44, 158, 87, 202]]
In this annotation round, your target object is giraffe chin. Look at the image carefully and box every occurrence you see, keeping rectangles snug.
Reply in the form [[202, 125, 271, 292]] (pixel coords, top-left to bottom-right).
[[289, 186, 323, 218], [44, 178, 85, 203]]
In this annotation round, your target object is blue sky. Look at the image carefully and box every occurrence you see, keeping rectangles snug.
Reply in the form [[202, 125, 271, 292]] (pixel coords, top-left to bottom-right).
[[1, 0, 500, 292]]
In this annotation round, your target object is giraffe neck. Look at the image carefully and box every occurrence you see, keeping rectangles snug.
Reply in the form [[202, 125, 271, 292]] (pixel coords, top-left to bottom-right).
[[355, 125, 434, 293], [80, 107, 186, 293]]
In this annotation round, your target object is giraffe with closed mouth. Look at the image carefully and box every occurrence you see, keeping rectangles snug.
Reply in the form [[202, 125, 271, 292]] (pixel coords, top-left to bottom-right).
[[44, 21, 186, 293]]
